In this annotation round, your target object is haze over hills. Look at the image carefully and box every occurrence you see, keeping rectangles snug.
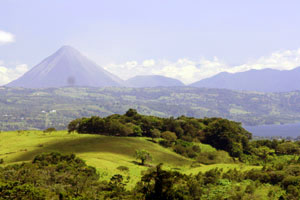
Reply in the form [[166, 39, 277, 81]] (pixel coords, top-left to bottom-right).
[[6, 46, 125, 88], [126, 75, 185, 87], [190, 67, 300, 92]]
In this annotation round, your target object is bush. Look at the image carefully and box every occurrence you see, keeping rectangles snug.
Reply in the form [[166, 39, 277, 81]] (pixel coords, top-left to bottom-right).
[[196, 151, 232, 164], [159, 140, 173, 148], [173, 144, 187, 156], [187, 148, 198, 158], [117, 166, 129, 172], [161, 131, 177, 142], [43, 127, 56, 133]]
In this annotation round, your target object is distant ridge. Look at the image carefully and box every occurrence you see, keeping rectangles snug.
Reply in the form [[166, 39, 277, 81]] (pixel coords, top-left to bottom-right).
[[7, 46, 125, 88], [126, 75, 185, 87], [190, 67, 300, 92]]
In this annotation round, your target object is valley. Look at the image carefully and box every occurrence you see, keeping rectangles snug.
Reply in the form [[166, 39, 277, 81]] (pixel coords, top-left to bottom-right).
[[1, 87, 300, 131]]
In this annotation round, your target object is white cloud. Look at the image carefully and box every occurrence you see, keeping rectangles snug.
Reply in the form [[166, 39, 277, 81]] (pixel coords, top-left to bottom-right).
[[104, 57, 229, 84], [0, 63, 28, 85], [104, 48, 300, 84], [0, 30, 15, 44]]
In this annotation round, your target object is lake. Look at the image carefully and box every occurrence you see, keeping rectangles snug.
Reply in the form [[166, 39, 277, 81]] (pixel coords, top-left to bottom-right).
[[244, 123, 300, 138]]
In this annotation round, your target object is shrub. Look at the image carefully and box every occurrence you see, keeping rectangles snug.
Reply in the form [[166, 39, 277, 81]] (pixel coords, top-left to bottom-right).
[[150, 129, 161, 141], [196, 151, 232, 164], [43, 127, 56, 133], [159, 140, 173, 148], [161, 131, 177, 142], [117, 166, 129, 172]]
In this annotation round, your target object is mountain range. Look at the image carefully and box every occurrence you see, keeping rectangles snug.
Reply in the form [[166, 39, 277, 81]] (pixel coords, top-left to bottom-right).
[[6, 46, 300, 92], [190, 67, 300, 92]]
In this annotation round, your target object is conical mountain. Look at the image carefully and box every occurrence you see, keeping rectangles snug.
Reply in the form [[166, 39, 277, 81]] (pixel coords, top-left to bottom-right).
[[7, 46, 125, 88]]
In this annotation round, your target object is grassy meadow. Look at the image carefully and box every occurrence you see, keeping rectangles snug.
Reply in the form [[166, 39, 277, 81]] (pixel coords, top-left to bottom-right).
[[0, 130, 260, 188]]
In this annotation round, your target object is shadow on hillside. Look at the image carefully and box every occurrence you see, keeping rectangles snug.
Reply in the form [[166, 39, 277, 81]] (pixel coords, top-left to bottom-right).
[[130, 160, 153, 167]]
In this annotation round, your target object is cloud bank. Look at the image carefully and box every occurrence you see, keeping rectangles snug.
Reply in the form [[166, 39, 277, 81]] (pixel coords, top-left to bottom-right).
[[0, 30, 15, 44], [104, 48, 300, 84], [0, 63, 28, 85]]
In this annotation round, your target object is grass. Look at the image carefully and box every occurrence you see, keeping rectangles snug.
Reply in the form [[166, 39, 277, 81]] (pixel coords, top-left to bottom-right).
[[0, 130, 260, 188]]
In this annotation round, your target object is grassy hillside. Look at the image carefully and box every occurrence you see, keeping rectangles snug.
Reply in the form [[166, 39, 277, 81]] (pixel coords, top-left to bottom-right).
[[0, 131, 259, 188], [1, 86, 300, 130]]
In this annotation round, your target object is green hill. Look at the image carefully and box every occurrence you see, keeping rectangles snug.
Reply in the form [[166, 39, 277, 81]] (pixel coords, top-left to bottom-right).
[[0, 131, 258, 188]]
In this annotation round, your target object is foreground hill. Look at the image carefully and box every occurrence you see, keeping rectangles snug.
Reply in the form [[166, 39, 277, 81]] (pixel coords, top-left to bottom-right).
[[190, 67, 300, 92], [0, 130, 262, 189], [0, 130, 224, 187], [6, 46, 125, 88], [1, 86, 300, 130], [126, 75, 185, 87]]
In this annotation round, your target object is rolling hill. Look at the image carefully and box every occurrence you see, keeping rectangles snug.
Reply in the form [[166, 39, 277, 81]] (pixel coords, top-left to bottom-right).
[[1, 86, 300, 131], [190, 67, 300, 92], [6, 46, 125, 88], [0, 130, 258, 188]]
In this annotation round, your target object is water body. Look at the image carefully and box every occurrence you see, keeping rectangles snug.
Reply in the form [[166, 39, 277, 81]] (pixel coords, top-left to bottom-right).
[[244, 123, 300, 138]]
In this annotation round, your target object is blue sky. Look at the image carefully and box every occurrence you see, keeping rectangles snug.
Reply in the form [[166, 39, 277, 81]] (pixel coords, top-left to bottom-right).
[[1, 0, 300, 84]]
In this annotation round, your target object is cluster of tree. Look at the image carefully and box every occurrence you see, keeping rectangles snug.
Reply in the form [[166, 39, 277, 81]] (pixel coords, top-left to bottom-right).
[[68, 109, 252, 159], [2, 152, 300, 199], [240, 139, 300, 165]]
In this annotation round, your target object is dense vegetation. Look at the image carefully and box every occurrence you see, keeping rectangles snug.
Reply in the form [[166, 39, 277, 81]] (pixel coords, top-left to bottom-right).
[[68, 110, 300, 168], [68, 109, 252, 160], [2, 110, 300, 198], [2, 150, 300, 199], [2, 86, 300, 130]]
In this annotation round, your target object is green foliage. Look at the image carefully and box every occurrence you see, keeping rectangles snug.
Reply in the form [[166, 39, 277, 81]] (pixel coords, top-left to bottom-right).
[[196, 151, 233, 164], [276, 142, 300, 155], [117, 166, 129, 172], [202, 118, 251, 158], [67, 110, 255, 161], [0, 182, 47, 200], [161, 131, 177, 142], [135, 150, 152, 165], [150, 128, 161, 141], [43, 127, 56, 133], [0, 152, 131, 199], [137, 164, 184, 200]]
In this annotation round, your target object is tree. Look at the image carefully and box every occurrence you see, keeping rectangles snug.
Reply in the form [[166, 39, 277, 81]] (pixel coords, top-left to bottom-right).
[[139, 164, 183, 200], [135, 150, 152, 165], [203, 119, 251, 158], [276, 142, 300, 155], [253, 146, 274, 164], [125, 109, 138, 117], [161, 131, 177, 142], [150, 129, 161, 141], [68, 118, 83, 133]]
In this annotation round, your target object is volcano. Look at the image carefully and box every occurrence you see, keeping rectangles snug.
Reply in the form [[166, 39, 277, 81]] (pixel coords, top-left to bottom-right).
[[7, 46, 125, 88]]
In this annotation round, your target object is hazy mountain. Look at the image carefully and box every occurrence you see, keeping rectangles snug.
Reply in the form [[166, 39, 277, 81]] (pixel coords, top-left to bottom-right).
[[190, 67, 300, 92], [7, 46, 125, 88], [126, 75, 185, 87]]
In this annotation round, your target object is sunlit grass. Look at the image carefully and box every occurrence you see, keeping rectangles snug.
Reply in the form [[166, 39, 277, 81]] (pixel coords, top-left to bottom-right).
[[0, 130, 260, 188]]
